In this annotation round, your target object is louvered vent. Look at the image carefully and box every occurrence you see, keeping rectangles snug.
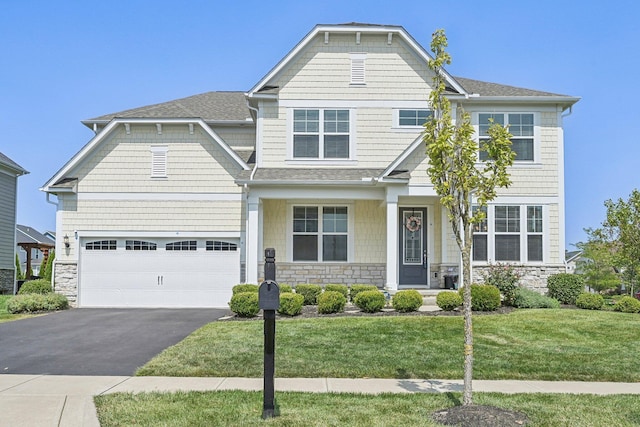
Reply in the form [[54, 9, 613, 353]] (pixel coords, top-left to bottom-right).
[[350, 53, 366, 85], [150, 146, 168, 178]]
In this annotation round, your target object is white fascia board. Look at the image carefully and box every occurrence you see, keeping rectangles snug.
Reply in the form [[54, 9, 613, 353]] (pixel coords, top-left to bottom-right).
[[381, 135, 424, 178], [247, 24, 467, 98]]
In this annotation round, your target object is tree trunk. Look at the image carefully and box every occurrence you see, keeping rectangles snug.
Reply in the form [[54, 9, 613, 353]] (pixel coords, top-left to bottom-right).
[[461, 241, 473, 405]]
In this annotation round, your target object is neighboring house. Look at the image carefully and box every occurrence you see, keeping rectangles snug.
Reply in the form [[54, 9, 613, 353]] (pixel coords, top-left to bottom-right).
[[42, 23, 579, 308], [16, 225, 55, 277], [565, 250, 583, 274], [0, 152, 28, 293]]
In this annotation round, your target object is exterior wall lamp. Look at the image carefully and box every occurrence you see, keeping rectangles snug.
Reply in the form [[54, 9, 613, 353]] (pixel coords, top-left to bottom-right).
[[64, 234, 70, 248]]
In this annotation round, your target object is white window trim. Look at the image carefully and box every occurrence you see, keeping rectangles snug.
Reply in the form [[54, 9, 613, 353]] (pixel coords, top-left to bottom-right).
[[286, 108, 357, 163], [286, 201, 354, 263], [473, 112, 540, 165], [392, 108, 432, 130]]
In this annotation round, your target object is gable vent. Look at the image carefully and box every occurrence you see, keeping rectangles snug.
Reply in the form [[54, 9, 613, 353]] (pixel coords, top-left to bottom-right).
[[150, 146, 168, 178], [350, 53, 366, 85]]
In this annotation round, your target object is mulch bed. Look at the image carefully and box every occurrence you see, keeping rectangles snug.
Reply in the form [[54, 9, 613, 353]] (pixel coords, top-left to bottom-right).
[[432, 404, 529, 426]]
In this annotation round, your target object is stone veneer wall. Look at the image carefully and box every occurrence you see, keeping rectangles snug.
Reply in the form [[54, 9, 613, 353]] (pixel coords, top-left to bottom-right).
[[258, 262, 386, 287], [472, 265, 566, 293], [53, 261, 78, 306], [0, 269, 14, 294]]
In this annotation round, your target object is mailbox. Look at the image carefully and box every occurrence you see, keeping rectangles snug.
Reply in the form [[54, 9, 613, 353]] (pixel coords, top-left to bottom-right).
[[259, 280, 280, 310]]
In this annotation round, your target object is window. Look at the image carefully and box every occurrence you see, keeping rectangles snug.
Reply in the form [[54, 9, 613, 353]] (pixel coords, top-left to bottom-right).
[[85, 240, 116, 250], [206, 241, 237, 251], [165, 240, 197, 251], [472, 205, 545, 263], [293, 109, 350, 159], [478, 113, 534, 161], [126, 240, 157, 251], [292, 206, 348, 262], [150, 146, 168, 177], [398, 109, 432, 127]]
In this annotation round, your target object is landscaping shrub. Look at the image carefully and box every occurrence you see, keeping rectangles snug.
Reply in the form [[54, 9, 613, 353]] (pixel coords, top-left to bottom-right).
[[228, 292, 260, 317], [279, 284, 292, 294], [513, 288, 560, 309], [436, 291, 462, 311], [324, 284, 348, 299], [7, 293, 68, 313], [482, 263, 521, 306], [17, 279, 52, 295], [547, 273, 584, 305], [613, 296, 640, 313], [459, 284, 501, 311], [391, 290, 423, 312], [294, 284, 322, 305], [278, 292, 304, 316], [575, 293, 605, 310], [353, 290, 385, 313], [349, 284, 378, 302], [231, 284, 258, 295], [317, 291, 347, 314]]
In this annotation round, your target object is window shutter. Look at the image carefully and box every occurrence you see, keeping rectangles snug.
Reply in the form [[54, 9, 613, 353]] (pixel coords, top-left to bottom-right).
[[350, 53, 366, 85], [150, 146, 168, 178]]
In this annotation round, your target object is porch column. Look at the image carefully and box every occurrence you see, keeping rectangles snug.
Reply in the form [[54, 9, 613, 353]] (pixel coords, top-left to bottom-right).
[[246, 196, 260, 284], [385, 200, 398, 290]]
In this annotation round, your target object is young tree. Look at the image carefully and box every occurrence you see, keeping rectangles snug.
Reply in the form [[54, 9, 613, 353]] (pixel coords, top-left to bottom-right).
[[42, 249, 55, 282], [423, 29, 515, 405], [576, 229, 619, 293]]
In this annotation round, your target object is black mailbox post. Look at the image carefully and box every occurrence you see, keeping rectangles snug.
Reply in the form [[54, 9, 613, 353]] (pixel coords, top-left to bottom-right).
[[259, 248, 279, 419]]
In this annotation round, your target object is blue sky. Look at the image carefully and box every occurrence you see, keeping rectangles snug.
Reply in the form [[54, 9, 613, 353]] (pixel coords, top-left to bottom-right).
[[2, 0, 638, 249]]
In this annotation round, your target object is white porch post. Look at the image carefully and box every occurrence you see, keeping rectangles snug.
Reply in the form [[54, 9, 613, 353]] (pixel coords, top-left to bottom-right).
[[385, 199, 398, 291], [246, 196, 260, 284]]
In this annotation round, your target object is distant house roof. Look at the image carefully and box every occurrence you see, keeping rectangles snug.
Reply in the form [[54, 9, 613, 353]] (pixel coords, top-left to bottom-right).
[[0, 152, 28, 175], [16, 225, 55, 246], [565, 250, 583, 263], [83, 92, 252, 126]]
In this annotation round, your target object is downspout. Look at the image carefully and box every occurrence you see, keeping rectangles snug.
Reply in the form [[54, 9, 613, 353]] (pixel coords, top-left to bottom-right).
[[245, 97, 260, 283], [245, 98, 259, 181], [45, 192, 59, 291]]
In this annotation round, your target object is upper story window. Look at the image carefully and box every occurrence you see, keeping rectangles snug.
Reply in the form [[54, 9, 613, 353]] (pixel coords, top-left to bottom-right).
[[398, 109, 432, 127], [293, 109, 350, 159], [478, 113, 534, 162]]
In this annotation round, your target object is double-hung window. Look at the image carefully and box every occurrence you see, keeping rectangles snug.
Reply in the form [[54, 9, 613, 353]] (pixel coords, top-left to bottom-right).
[[292, 206, 348, 262], [398, 109, 432, 127], [495, 206, 521, 261], [478, 113, 534, 161], [527, 206, 543, 261], [472, 206, 488, 261], [293, 109, 350, 159]]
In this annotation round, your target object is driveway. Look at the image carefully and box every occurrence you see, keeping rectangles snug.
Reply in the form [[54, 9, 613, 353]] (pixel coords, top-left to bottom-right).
[[0, 308, 229, 376]]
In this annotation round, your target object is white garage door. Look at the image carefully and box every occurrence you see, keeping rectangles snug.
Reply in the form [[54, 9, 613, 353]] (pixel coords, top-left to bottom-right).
[[79, 238, 240, 308]]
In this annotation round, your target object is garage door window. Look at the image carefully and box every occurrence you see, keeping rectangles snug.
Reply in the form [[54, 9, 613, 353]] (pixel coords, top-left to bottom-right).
[[85, 240, 116, 250], [166, 240, 197, 251], [206, 241, 237, 251], [126, 240, 157, 251]]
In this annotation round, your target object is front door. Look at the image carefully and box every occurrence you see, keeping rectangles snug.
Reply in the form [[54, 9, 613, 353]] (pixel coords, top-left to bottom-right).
[[398, 208, 428, 286]]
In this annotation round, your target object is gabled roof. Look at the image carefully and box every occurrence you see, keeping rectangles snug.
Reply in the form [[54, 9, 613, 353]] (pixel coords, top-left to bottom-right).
[[16, 225, 55, 246], [0, 152, 28, 175], [83, 92, 252, 127]]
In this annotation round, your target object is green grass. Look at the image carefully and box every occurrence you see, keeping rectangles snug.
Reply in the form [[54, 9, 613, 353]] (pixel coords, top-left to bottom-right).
[[137, 309, 640, 382], [0, 295, 32, 323], [94, 391, 640, 426]]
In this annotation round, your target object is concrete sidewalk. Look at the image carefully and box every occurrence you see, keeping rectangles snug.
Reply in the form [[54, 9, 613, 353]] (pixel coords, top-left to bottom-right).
[[2, 375, 640, 427]]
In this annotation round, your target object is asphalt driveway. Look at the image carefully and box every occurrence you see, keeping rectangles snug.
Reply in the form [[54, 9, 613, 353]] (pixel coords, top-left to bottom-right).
[[0, 308, 229, 376]]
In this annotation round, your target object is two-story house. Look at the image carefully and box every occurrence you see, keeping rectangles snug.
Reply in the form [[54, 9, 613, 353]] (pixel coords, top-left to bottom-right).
[[0, 152, 28, 293], [42, 23, 579, 308]]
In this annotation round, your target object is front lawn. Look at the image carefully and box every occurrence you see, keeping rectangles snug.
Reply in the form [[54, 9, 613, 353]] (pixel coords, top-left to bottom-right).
[[95, 391, 640, 427], [137, 309, 640, 382]]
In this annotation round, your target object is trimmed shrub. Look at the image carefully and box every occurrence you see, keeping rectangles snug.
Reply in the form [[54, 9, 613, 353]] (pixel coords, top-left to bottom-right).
[[317, 291, 347, 314], [325, 284, 348, 299], [349, 284, 378, 302], [436, 291, 462, 311], [279, 284, 293, 294], [278, 292, 304, 316], [7, 293, 68, 313], [613, 296, 640, 313], [17, 279, 52, 295], [459, 284, 501, 311], [547, 273, 584, 305], [482, 263, 521, 306], [513, 288, 560, 309], [232, 284, 258, 295], [294, 284, 323, 305], [354, 290, 385, 313], [392, 290, 423, 313], [229, 292, 260, 317], [576, 293, 605, 310]]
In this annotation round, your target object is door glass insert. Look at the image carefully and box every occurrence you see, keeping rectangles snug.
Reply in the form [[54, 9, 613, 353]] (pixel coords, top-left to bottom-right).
[[403, 211, 423, 264]]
